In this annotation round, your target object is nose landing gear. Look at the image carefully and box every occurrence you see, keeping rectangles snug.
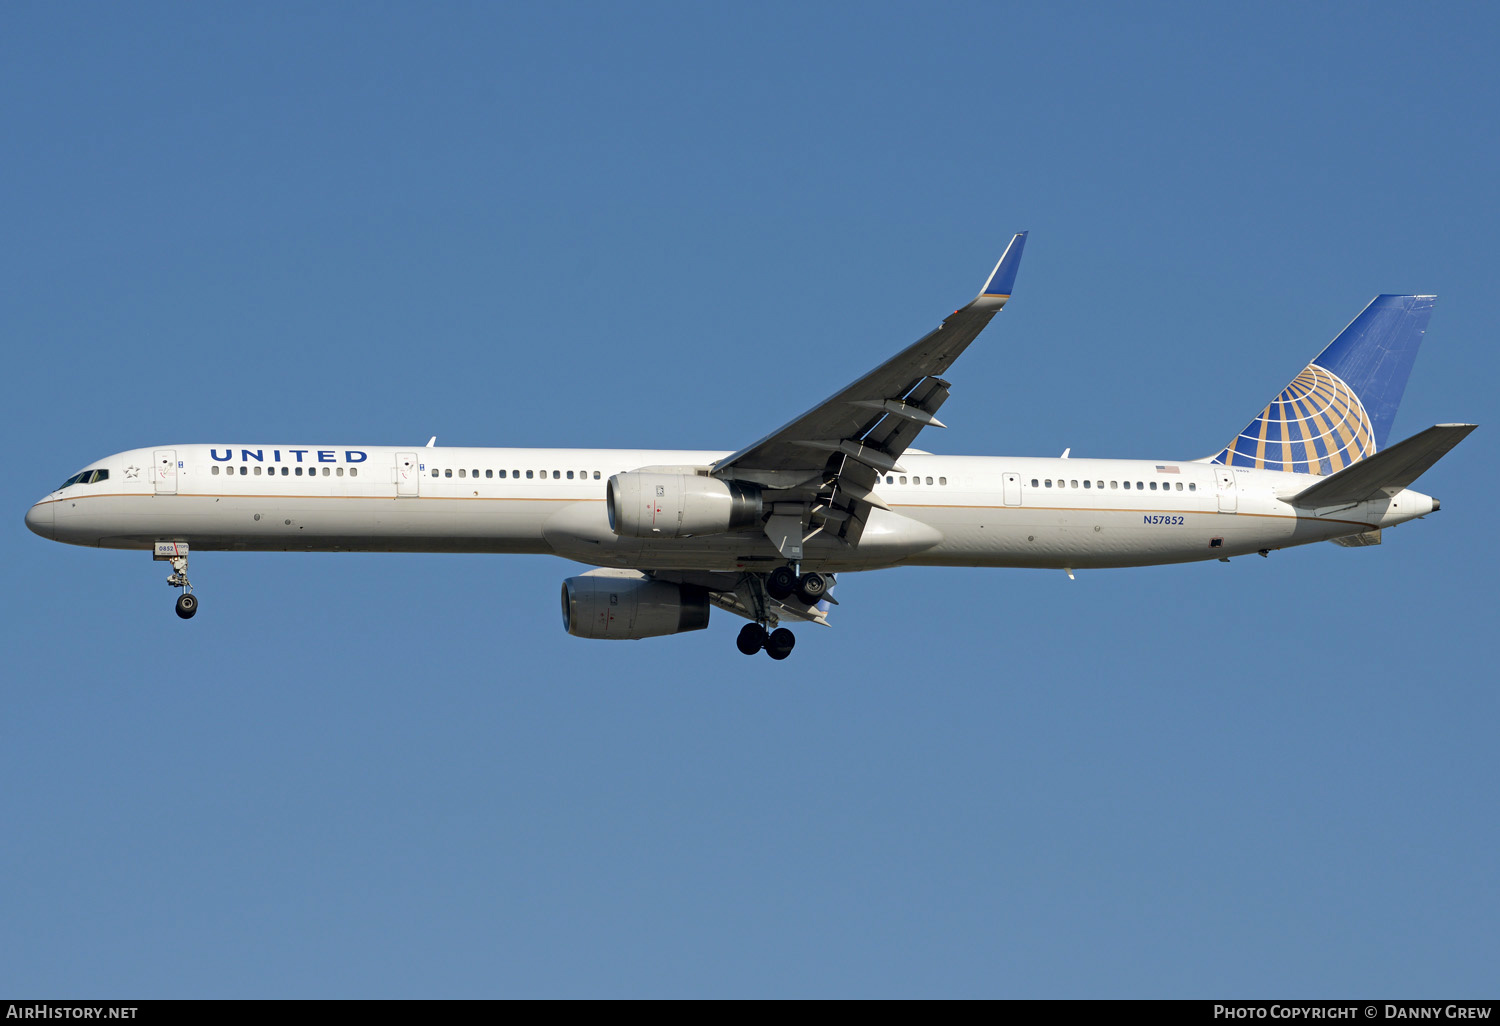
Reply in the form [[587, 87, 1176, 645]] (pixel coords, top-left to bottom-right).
[[155, 542, 198, 619]]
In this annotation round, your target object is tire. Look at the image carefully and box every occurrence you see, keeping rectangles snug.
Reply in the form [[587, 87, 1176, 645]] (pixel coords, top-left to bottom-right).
[[175, 593, 198, 620], [736, 623, 767, 655], [766, 566, 797, 600], [796, 572, 827, 604], [765, 627, 796, 660]]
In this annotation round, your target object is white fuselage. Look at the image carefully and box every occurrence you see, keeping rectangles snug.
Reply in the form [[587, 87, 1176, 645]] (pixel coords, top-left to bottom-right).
[[26, 443, 1438, 572]]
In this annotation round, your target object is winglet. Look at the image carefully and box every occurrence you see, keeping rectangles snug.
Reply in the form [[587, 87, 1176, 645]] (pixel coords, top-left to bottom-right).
[[979, 232, 1028, 301]]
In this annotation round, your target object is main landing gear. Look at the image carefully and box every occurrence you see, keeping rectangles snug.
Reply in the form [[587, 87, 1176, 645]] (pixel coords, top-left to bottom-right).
[[155, 542, 198, 619], [736, 562, 826, 660], [737, 622, 796, 661], [765, 566, 828, 605]]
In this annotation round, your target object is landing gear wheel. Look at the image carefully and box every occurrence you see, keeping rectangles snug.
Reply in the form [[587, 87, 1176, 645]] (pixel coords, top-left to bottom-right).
[[765, 627, 796, 661], [766, 566, 798, 600], [736, 622, 767, 655], [175, 593, 198, 620], [796, 572, 828, 604]]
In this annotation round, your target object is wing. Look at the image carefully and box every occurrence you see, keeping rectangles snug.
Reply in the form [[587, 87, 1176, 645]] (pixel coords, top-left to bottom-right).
[[712, 232, 1028, 557]]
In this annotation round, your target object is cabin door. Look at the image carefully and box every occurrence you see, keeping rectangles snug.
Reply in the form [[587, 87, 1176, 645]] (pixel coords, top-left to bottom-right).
[[1002, 472, 1022, 506], [153, 450, 178, 495], [396, 452, 420, 497], [1215, 467, 1238, 513]]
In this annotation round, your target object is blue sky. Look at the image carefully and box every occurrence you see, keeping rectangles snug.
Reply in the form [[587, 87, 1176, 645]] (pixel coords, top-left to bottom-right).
[[3, 1, 1496, 998]]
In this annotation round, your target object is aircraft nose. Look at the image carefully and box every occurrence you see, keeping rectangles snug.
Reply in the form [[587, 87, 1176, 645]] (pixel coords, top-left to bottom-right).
[[25, 500, 54, 539]]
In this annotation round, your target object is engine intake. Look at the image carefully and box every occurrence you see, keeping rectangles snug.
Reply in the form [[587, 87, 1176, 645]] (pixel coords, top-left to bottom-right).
[[561, 572, 711, 640], [606, 472, 762, 539]]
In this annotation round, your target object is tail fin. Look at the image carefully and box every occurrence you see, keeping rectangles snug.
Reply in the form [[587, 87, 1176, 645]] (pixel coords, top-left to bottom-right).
[[1210, 295, 1436, 475]]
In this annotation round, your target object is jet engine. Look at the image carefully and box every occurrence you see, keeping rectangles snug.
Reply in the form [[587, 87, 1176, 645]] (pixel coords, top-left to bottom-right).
[[561, 571, 711, 640], [606, 472, 762, 539]]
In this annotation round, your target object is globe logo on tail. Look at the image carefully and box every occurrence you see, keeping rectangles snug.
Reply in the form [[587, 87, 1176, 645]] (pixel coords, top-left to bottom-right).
[[1213, 364, 1375, 476]]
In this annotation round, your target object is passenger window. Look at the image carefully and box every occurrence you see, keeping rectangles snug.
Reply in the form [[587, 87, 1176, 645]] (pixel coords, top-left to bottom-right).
[[567, 471, 574, 480], [459, 469, 466, 478], [939, 477, 946, 486], [472, 469, 478, 478], [1137, 481, 1144, 489], [1110, 481, 1118, 489], [239, 466, 247, 475], [432, 469, 439, 477], [337, 467, 345, 476], [1096, 481, 1104, 489], [445, 469, 452, 478], [899, 476, 907, 484], [1070, 480, 1078, 488], [295, 467, 303, 476], [211, 466, 220, 475], [282, 467, 289, 476], [485, 469, 493, 479], [1123, 481, 1130, 489], [553, 471, 560, 479], [593, 471, 601, 480], [526, 470, 534, 479], [323, 467, 330, 476], [1150, 481, 1157, 490], [1031, 479, 1039, 487], [925, 476, 933, 485], [1189, 483, 1197, 492], [499, 470, 507, 479], [1083, 480, 1090, 488], [349, 468, 357, 477], [1045, 479, 1052, 488], [254, 466, 262, 476]]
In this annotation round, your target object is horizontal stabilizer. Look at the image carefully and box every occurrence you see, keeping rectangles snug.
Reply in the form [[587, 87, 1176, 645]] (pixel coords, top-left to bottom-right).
[[1289, 423, 1476, 506]]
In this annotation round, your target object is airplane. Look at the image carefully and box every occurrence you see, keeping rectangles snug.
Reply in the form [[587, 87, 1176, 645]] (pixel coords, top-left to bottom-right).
[[24, 233, 1476, 660]]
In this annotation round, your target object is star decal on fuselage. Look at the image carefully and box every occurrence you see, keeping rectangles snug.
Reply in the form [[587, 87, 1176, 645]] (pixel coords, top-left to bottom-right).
[[124, 465, 140, 478]]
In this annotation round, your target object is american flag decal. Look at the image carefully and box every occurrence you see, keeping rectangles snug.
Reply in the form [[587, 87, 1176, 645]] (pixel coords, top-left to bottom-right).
[[1155, 465, 1180, 473]]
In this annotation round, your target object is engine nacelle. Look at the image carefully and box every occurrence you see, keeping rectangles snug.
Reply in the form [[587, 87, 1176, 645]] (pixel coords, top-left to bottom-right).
[[607, 471, 762, 539], [561, 571, 711, 640]]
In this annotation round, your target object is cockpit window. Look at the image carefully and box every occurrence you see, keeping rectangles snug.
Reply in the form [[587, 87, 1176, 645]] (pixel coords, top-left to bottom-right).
[[57, 469, 109, 489]]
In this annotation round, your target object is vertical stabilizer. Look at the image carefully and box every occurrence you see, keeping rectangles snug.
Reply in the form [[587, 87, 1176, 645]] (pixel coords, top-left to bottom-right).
[[1210, 295, 1435, 475]]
